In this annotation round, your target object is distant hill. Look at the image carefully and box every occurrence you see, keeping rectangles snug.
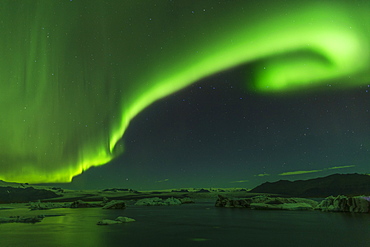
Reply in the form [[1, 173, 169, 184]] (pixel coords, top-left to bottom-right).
[[250, 173, 370, 197], [0, 186, 61, 203], [0, 180, 62, 203], [0, 180, 24, 186]]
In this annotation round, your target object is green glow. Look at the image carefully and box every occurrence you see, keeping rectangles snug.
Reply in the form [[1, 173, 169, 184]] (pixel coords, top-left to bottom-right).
[[279, 170, 323, 176], [278, 165, 356, 176], [230, 180, 249, 183], [328, 165, 356, 170], [255, 174, 271, 177], [0, 1, 369, 183]]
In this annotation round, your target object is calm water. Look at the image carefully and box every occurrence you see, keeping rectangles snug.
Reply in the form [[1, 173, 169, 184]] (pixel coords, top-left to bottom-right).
[[1, 202, 369, 247]]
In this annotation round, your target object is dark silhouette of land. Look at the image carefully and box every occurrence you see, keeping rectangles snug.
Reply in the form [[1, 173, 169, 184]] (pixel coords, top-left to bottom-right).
[[250, 173, 370, 197], [1, 173, 370, 203]]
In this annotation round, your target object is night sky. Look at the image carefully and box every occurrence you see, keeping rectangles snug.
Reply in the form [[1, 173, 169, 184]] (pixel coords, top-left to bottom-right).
[[67, 66, 370, 190], [1, 1, 370, 190]]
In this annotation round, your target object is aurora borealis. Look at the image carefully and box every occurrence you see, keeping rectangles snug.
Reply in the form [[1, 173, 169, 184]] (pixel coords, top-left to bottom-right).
[[1, 1, 370, 187]]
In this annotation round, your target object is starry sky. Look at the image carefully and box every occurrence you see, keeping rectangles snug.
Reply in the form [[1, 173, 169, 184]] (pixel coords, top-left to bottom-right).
[[1, 0, 370, 190], [65, 66, 370, 190]]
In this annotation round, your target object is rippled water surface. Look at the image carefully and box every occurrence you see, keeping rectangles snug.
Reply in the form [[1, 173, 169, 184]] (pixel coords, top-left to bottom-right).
[[1, 202, 369, 247]]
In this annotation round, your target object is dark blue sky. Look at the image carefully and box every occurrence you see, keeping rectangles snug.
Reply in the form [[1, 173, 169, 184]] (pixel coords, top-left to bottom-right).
[[58, 66, 370, 190]]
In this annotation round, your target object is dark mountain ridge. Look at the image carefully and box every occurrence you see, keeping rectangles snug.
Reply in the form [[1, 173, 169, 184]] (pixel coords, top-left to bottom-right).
[[250, 173, 370, 197]]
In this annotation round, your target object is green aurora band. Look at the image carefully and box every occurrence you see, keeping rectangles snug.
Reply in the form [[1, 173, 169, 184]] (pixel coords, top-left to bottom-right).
[[0, 0, 369, 183]]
